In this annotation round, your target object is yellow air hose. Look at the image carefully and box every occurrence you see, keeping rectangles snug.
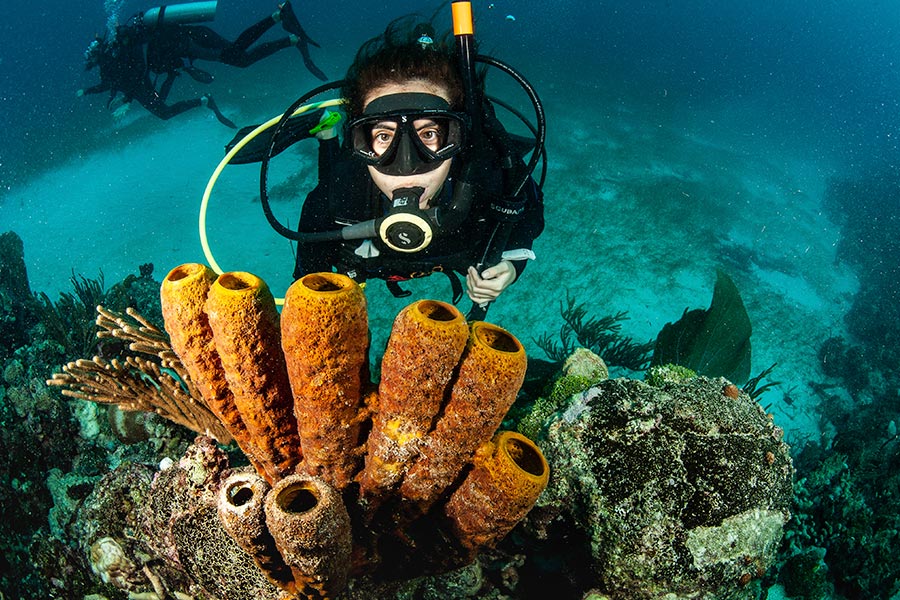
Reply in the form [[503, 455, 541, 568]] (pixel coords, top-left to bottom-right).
[[199, 99, 345, 304]]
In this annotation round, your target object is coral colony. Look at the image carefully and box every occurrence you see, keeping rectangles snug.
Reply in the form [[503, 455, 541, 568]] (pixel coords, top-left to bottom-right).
[[42, 260, 795, 598], [86, 264, 549, 597]]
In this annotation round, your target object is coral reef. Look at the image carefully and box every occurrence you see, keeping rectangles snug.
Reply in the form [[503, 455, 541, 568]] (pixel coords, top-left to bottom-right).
[[517, 348, 609, 440], [34, 272, 105, 358], [48, 305, 232, 443], [783, 400, 900, 598], [787, 172, 900, 595], [530, 375, 793, 599], [0, 257, 201, 599], [779, 278, 900, 600], [0, 231, 38, 360], [5, 249, 808, 599], [64, 265, 548, 598], [644, 363, 697, 387]]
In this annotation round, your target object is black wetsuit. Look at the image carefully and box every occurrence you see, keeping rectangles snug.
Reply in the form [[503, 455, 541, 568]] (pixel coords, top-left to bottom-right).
[[82, 8, 326, 122], [145, 12, 326, 81], [82, 34, 206, 121], [295, 137, 545, 300]]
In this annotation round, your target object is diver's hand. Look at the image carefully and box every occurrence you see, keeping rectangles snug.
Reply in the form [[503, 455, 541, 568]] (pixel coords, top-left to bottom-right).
[[76, 89, 85, 97], [466, 261, 517, 304]]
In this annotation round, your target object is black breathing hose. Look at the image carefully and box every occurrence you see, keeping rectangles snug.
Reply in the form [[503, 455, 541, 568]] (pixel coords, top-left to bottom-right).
[[258, 80, 344, 242]]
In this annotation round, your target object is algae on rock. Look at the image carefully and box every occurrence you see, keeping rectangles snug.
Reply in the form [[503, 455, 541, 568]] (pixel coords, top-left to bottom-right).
[[533, 376, 793, 599]]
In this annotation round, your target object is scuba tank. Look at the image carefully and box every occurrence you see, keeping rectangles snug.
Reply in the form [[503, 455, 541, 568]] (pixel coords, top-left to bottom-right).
[[142, 1, 217, 28]]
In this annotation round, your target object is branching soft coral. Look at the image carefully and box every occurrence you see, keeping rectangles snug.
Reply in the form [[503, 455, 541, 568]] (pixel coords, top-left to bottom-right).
[[47, 306, 232, 444], [534, 294, 653, 370], [35, 272, 106, 357]]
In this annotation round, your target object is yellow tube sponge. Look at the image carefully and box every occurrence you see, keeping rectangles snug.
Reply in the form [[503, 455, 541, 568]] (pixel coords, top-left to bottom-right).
[[281, 273, 369, 490], [217, 471, 296, 592], [359, 300, 469, 502], [400, 322, 527, 511], [264, 474, 352, 598], [444, 431, 549, 553], [161, 264, 257, 458], [206, 272, 302, 483]]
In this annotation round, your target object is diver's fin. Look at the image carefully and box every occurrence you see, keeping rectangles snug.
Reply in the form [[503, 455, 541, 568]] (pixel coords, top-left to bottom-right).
[[298, 44, 327, 81], [225, 108, 326, 164], [278, 2, 305, 38], [279, 2, 326, 80], [203, 94, 236, 129]]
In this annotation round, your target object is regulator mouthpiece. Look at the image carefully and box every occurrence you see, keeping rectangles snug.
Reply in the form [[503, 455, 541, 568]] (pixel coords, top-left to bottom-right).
[[378, 187, 434, 252]]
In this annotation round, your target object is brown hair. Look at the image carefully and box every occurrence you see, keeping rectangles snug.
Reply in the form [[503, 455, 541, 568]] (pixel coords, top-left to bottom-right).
[[342, 16, 468, 118]]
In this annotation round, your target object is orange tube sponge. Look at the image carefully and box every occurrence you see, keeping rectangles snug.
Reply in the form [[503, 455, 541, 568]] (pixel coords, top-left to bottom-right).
[[400, 322, 527, 511], [160, 264, 254, 454], [206, 272, 302, 483], [217, 471, 295, 592], [281, 273, 369, 490], [359, 300, 469, 502], [264, 474, 352, 598], [444, 431, 549, 553]]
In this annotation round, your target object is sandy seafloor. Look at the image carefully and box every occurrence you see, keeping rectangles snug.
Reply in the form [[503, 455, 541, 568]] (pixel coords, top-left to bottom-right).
[[1, 46, 858, 453]]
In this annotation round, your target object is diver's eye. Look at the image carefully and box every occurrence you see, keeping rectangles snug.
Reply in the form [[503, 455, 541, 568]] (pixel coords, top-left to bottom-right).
[[370, 124, 396, 156], [419, 129, 439, 142], [415, 121, 445, 151]]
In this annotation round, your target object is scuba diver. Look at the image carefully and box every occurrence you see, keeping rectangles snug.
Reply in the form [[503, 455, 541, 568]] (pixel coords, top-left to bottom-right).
[[78, 2, 325, 124], [142, 1, 327, 82], [217, 3, 546, 316], [78, 31, 236, 126]]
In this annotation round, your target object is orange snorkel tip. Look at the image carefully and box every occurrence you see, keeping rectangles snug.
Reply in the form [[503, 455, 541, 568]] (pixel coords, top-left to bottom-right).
[[452, 2, 474, 36]]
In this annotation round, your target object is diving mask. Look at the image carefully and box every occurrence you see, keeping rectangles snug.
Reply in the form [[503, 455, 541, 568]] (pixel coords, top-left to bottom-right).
[[348, 92, 468, 176]]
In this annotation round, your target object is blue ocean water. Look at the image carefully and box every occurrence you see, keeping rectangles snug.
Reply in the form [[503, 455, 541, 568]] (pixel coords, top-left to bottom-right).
[[1, 0, 898, 189], [1, 0, 900, 598]]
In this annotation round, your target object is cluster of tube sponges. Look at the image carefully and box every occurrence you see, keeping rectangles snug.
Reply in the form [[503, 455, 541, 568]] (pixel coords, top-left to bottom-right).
[[160, 264, 549, 598]]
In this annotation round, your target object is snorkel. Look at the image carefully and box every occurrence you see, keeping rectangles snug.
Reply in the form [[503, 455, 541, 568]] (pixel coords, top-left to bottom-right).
[[452, 1, 481, 145]]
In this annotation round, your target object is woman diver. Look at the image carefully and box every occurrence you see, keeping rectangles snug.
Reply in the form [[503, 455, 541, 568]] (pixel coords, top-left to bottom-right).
[[231, 3, 546, 316]]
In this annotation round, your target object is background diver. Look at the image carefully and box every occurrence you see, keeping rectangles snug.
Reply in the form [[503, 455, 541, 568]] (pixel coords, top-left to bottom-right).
[[78, 2, 324, 125]]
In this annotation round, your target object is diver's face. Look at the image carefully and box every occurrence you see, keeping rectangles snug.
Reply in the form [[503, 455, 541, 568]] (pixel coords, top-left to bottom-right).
[[363, 81, 453, 209]]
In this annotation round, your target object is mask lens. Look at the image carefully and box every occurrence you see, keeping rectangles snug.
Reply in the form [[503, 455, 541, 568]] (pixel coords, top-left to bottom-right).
[[348, 111, 466, 175]]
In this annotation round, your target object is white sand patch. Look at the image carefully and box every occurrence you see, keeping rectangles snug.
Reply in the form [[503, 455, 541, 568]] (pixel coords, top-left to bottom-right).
[[2, 108, 307, 298]]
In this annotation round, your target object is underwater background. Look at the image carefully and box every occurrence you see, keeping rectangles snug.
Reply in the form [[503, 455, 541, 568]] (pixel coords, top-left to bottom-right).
[[1, 0, 899, 598]]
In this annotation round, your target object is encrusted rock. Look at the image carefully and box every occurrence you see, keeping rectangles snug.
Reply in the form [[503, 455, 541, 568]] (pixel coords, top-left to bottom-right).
[[535, 376, 793, 599], [561, 347, 609, 381]]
